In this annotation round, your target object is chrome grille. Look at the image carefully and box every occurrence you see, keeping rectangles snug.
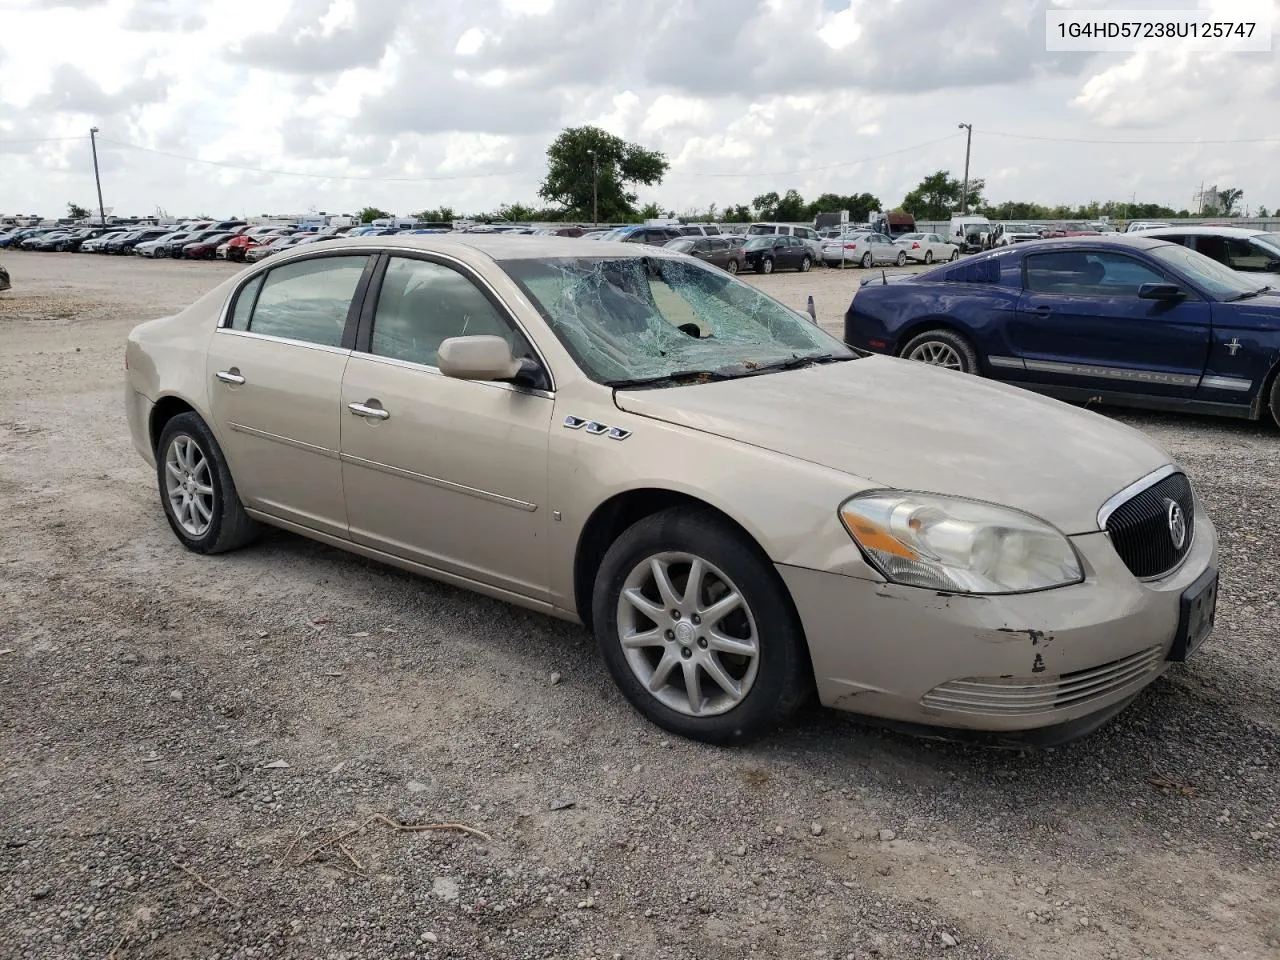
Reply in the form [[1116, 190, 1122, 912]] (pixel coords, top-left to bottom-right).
[[1103, 472, 1194, 579], [921, 646, 1164, 716]]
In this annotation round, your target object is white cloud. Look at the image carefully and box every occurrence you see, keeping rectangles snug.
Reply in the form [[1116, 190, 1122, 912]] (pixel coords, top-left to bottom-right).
[[455, 27, 485, 56]]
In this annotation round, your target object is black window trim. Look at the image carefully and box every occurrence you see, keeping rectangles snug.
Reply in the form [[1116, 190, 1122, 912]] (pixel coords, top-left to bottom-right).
[[1019, 246, 1202, 301], [352, 248, 555, 393]]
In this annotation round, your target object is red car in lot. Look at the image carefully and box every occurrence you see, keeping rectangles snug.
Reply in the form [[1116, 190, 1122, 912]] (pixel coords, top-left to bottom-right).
[[181, 233, 235, 260], [224, 227, 293, 262]]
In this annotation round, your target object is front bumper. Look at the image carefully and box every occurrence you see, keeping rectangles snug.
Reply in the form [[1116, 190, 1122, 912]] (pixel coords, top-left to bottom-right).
[[779, 509, 1217, 738]]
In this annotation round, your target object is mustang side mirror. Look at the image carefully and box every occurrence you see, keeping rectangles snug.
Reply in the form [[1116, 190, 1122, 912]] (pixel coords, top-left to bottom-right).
[[1137, 282, 1184, 302], [437, 335, 522, 382]]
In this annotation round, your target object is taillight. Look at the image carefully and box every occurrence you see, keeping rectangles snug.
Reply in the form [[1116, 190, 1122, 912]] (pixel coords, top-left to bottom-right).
[[844, 243, 857, 249], [911, 242, 920, 248]]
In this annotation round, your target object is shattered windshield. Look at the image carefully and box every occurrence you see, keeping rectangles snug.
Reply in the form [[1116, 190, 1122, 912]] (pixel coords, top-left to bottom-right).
[[500, 255, 853, 386]]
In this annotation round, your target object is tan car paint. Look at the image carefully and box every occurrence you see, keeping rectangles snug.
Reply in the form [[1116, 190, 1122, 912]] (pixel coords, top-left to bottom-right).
[[125, 234, 1215, 735]]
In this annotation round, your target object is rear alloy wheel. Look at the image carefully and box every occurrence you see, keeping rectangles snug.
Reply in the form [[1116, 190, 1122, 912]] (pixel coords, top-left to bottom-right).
[[799, 256, 812, 272], [924, 250, 934, 264], [157, 412, 258, 554], [593, 508, 811, 744], [860, 252, 873, 268], [761, 257, 774, 275], [900, 328, 980, 374], [895, 251, 907, 266], [1268, 372, 1280, 427], [726, 259, 740, 275]]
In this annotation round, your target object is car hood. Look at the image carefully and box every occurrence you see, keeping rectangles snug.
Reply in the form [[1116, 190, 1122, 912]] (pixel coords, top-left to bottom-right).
[[612, 355, 1172, 534]]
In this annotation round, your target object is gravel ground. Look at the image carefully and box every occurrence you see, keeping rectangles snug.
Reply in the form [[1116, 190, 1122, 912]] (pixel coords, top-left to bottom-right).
[[0, 251, 1276, 960]]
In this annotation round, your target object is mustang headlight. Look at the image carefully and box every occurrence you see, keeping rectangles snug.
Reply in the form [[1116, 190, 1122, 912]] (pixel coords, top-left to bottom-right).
[[839, 492, 1083, 594]]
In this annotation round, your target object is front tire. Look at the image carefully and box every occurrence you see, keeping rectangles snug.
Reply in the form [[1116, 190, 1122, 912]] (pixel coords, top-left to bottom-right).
[[899, 328, 980, 374], [895, 251, 907, 266], [799, 256, 811, 272], [156, 413, 258, 554], [761, 257, 774, 275], [949, 248, 960, 261], [592, 508, 811, 744]]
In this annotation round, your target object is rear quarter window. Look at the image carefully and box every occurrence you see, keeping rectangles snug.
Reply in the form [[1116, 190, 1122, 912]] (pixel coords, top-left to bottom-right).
[[939, 256, 1003, 284]]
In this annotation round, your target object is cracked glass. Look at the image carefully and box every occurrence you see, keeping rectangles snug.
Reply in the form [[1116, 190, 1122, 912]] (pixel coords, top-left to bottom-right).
[[500, 254, 853, 386]]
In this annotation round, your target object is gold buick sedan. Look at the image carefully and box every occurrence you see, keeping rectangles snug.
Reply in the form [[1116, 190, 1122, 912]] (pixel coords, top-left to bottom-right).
[[125, 236, 1218, 745]]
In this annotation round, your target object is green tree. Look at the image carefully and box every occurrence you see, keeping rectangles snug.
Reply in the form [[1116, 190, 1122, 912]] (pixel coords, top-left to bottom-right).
[[752, 191, 780, 219], [1257, 206, 1271, 218], [901, 171, 985, 220], [538, 125, 668, 222], [638, 201, 663, 220], [67, 202, 90, 220], [721, 204, 752, 222], [806, 192, 882, 223], [1217, 187, 1244, 216], [774, 189, 806, 222], [411, 206, 455, 222], [359, 206, 392, 223]]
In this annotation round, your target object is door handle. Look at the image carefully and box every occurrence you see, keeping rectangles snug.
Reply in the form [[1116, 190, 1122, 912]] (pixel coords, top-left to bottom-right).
[[1032, 305, 1052, 314], [347, 401, 390, 421], [216, 369, 245, 384]]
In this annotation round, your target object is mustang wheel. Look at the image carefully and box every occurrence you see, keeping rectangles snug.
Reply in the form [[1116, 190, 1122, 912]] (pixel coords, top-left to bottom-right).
[[1269, 372, 1280, 427], [156, 412, 258, 554], [860, 252, 872, 268], [900, 328, 980, 374], [593, 507, 811, 744]]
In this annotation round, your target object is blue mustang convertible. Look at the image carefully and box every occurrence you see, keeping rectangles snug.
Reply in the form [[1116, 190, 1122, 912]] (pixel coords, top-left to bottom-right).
[[843, 235, 1280, 425]]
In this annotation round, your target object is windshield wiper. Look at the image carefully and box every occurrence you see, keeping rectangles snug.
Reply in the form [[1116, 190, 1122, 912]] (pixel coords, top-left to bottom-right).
[[605, 369, 737, 390], [738, 352, 848, 375], [1226, 286, 1269, 302]]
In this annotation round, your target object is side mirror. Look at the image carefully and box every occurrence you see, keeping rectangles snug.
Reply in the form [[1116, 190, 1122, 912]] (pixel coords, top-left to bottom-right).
[[437, 335, 522, 381], [1137, 282, 1184, 302]]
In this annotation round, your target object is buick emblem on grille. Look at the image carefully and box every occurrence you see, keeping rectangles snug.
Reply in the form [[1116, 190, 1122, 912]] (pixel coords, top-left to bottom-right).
[[1165, 498, 1187, 550]]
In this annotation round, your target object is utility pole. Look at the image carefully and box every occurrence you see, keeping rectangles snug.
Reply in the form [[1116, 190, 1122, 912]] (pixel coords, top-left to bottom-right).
[[588, 148, 599, 226], [957, 123, 973, 215], [89, 126, 106, 227]]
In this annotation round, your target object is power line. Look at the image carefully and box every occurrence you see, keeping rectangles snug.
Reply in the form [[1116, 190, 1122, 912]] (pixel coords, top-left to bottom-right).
[[96, 137, 528, 183], [678, 133, 964, 178], [0, 135, 89, 145], [981, 129, 1280, 145]]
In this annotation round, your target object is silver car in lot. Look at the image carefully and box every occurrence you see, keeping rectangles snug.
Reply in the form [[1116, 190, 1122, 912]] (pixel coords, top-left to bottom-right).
[[822, 232, 903, 268], [124, 235, 1218, 746]]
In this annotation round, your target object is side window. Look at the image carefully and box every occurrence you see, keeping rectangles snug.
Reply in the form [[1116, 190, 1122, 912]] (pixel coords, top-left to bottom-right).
[[1025, 251, 1166, 296], [370, 257, 528, 369], [1158, 234, 1190, 249], [228, 274, 265, 330], [247, 255, 368, 346], [1192, 236, 1229, 265], [1228, 238, 1277, 272]]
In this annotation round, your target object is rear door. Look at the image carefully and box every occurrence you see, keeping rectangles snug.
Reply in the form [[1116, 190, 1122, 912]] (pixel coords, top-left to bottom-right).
[[1009, 248, 1212, 399], [206, 253, 375, 537]]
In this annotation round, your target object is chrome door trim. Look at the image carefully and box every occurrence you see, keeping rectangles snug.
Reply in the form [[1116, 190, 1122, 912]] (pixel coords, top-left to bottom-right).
[[213, 327, 352, 356], [227, 421, 339, 460], [1021, 358, 1201, 388], [1199, 375, 1252, 392], [340, 453, 538, 512], [345, 350, 555, 400], [1096, 463, 1180, 529]]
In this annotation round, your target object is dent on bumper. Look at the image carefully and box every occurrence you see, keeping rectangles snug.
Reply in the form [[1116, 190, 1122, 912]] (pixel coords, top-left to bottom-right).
[[779, 512, 1217, 735]]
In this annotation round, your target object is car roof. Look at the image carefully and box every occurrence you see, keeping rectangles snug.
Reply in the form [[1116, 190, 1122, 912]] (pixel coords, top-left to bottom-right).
[[1006, 235, 1170, 253], [258, 233, 693, 265], [1141, 225, 1268, 239]]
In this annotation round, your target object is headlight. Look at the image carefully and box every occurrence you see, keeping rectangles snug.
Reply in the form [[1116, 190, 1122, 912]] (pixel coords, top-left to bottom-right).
[[839, 492, 1082, 594]]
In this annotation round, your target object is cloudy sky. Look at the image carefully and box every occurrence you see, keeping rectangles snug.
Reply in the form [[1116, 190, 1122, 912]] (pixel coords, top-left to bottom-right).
[[1, 0, 1277, 221]]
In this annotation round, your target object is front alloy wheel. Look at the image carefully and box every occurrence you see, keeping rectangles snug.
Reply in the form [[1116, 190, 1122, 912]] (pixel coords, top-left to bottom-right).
[[761, 257, 774, 274], [617, 552, 759, 717]]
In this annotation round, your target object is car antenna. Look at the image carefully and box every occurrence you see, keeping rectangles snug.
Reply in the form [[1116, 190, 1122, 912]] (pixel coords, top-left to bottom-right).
[[806, 295, 816, 322], [881, 269, 887, 285]]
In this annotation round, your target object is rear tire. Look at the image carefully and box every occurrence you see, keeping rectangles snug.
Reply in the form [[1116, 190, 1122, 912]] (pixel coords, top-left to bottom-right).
[[924, 250, 934, 264], [899, 328, 980, 375], [726, 259, 739, 275], [156, 412, 259, 555], [860, 252, 872, 268], [1268, 371, 1280, 427], [592, 507, 812, 745]]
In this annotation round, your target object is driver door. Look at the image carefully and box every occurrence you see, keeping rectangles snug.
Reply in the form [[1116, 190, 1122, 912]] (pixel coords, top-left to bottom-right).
[[339, 254, 554, 600]]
